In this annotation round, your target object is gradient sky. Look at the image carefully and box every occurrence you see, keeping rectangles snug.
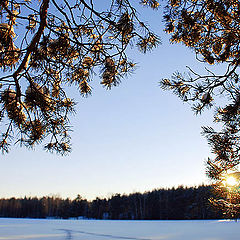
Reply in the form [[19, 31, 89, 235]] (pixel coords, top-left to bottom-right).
[[0, 2, 221, 200]]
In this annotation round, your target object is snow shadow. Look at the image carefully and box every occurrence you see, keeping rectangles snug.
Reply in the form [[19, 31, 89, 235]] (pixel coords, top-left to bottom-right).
[[57, 229, 152, 240]]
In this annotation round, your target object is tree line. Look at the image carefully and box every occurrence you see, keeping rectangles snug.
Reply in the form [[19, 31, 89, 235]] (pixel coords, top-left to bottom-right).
[[0, 185, 225, 220]]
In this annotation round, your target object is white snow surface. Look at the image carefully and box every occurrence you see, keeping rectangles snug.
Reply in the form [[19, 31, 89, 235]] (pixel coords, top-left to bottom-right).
[[0, 218, 239, 240]]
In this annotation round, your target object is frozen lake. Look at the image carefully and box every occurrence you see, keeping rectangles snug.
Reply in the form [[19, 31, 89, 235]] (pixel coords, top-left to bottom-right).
[[0, 218, 239, 240]]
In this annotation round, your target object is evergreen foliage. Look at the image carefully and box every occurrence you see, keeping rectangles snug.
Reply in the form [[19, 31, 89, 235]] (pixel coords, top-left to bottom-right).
[[0, 0, 160, 154], [160, 0, 240, 218]]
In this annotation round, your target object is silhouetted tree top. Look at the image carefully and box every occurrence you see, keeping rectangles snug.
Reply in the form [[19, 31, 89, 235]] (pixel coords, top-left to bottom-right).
[[0, 0, 160, 154]]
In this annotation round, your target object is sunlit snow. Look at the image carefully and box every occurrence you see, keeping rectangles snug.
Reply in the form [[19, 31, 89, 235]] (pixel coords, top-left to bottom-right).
[[0, 218, 239, 240]]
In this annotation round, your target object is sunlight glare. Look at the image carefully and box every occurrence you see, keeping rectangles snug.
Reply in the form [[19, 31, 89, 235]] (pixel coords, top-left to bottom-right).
[[225, 176, 238, 187]]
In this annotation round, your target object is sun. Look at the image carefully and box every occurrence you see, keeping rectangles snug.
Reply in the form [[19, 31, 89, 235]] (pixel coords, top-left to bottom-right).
[[225, 176, 238, 187]]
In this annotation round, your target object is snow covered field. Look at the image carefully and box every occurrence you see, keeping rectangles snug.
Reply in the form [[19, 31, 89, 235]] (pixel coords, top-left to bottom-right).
[[0, 218, 239, 240]]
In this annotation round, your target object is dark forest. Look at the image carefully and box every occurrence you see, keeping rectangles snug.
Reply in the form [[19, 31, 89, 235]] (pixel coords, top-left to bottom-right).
[[0, 185, 224, 220]]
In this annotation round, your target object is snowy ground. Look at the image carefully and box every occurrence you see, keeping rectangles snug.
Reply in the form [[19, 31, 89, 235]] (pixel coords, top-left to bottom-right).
[[0, 218, 239, 240]]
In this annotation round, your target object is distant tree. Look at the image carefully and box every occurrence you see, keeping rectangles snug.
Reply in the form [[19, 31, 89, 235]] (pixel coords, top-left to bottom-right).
[[160, 0, 240, 217], [0, 0, 160, 154], [71, 195, 88, 217], [89, 197, 105, 219]]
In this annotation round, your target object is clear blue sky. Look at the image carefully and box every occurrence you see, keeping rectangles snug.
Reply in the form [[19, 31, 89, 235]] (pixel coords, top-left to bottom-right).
[[0, 2, 219, 200]]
